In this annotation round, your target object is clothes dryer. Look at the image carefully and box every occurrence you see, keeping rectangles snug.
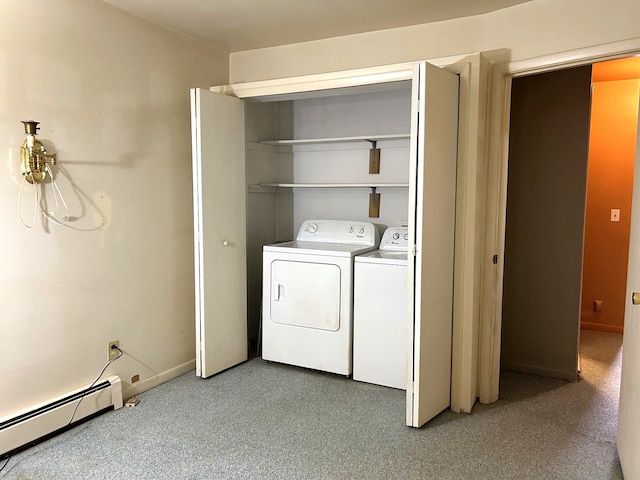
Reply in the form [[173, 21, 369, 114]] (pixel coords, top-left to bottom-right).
[[262, 220, 379, 376], [353, 226, 409, 389]]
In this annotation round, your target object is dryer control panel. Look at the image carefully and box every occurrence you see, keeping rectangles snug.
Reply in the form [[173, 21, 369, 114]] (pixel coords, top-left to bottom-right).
[[297, 220, 379, 246]]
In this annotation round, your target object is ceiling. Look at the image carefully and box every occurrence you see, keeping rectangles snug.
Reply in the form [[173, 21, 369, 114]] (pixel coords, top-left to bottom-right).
[[103, 0, 533, 53]]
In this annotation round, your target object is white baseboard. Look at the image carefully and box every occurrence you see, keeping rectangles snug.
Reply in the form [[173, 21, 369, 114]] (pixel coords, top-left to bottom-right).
[[121, 359, 195, 401], [501, 361, 577, 381]]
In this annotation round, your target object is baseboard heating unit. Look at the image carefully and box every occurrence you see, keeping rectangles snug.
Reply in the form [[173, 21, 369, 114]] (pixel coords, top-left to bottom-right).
[[0, 375, 122, 457]]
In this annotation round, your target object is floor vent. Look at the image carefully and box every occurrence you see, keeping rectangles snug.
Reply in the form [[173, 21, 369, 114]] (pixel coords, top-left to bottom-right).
[[0, 375, 122, 456]]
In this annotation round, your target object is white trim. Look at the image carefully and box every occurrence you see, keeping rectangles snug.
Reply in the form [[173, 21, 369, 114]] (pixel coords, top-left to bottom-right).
[[480, 37, 640, 405], [500, 361, 578, 382], [212, 64, 414, 99], [122, 360, 196, 400], [508, 38, 640, 77], [260, 134, 410, 145], [211, 53, 478, 100], [258, 183, 409, 188]]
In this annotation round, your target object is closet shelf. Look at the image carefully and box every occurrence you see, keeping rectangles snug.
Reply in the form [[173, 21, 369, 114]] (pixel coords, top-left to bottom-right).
[[259, 134, 410, 146], [256, 182, 409, 189]]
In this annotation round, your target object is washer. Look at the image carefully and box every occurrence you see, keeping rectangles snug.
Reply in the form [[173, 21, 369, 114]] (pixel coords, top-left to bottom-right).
[[262, 219, 379, 376], [353, 226, 409, 389]]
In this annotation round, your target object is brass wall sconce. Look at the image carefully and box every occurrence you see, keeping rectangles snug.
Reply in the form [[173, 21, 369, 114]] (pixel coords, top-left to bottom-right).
[[17, 120, 69, 227], [20, 120, 57, 184]]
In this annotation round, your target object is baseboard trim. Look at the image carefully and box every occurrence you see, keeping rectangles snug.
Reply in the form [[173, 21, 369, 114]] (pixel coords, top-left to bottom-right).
[[580, 322, 623, 334], [501, 361, 577, 381], [122, 359, 195, 400]]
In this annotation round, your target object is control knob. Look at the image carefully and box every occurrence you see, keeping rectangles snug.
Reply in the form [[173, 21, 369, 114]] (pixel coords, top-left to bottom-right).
[[308, 223, 319, 233]]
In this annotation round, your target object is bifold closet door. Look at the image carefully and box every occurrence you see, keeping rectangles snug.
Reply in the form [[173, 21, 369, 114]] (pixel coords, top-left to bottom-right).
[[191, 88, 248, 378], [406, 62, 459, 428]]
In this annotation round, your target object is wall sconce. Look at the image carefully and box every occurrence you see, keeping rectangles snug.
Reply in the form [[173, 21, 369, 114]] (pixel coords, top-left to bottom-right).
[[17, 120, 68, 227], [20, 120, 57, 184]]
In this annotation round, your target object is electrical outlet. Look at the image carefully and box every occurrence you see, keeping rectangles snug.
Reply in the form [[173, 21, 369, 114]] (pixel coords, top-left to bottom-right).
[[611, 209, 621, 222], [107, 340, 120, 361]]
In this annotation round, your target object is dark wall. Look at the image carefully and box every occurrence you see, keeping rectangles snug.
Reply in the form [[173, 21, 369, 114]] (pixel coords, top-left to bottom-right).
[[501, 65, 592, 380]]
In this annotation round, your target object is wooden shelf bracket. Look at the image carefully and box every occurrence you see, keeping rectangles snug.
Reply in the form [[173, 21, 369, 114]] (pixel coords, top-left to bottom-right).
[[368, 140, 380, 174], [369, 186, 380, 218]]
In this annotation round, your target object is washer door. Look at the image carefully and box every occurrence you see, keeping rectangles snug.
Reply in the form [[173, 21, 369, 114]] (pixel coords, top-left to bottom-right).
[[270, 260, 341, 331]]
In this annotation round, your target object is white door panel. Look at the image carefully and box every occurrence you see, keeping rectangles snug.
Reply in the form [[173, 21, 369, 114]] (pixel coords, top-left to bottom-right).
[[191, 88, 248, 378], [617, 92, 640, 479], [406, 62, 459, 428]]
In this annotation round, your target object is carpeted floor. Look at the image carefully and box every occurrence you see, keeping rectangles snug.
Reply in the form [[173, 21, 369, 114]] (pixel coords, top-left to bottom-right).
[[0, 329, 623, 479]]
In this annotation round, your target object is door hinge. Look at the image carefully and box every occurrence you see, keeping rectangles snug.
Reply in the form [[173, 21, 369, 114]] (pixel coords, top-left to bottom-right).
[[411, 245, 417, 256]]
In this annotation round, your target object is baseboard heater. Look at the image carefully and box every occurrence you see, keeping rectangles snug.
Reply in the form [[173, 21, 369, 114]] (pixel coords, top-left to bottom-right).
[[0, 375, 123, 457]]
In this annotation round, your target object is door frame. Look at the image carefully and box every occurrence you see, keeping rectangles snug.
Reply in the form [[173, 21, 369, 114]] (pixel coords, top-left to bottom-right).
[[210, 54, 483, 414], [479, 37, 640, 403]]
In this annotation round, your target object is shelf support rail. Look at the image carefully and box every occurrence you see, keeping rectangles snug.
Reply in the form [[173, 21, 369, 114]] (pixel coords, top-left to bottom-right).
[[369, 186, 380, 218], [367, 140, 380, 174]]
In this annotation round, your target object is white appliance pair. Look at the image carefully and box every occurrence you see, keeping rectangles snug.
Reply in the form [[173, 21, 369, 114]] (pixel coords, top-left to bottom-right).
[[261, 220, 379, 376]]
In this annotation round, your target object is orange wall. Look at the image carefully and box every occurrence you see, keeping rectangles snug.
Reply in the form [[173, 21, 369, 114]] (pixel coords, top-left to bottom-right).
[[581, 58, 640, 333]]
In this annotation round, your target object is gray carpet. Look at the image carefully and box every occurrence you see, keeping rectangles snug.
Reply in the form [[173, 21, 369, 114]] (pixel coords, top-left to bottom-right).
[[0, 329, 623, 479]]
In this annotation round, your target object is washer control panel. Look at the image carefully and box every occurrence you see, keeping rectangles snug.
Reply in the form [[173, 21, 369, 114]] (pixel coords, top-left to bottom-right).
[[379, 226, 409, 252], [297, 220, 379, 246]]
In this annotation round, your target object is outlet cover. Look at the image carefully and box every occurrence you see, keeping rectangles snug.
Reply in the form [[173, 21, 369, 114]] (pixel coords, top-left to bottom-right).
[[107, 340, 120, 361], [611, 209, 620, 222]]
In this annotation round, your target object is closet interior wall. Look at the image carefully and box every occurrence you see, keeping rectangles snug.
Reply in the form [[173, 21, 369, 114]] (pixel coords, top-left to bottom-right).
[[244, 86, 413, 350]]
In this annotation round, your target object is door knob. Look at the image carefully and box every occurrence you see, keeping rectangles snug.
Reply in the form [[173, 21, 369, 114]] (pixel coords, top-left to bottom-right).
[[222, 240, 229, 246], [633, 292, 640, 305]]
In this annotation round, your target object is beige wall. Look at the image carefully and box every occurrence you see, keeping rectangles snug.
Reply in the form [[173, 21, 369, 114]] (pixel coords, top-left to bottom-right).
[[0, 0, 227, 417], [229, 0, 640, 83]]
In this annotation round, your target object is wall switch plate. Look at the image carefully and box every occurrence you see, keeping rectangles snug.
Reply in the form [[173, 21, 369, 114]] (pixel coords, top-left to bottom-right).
[[107, 340, 120, 361], [611, 209, 620, 222]]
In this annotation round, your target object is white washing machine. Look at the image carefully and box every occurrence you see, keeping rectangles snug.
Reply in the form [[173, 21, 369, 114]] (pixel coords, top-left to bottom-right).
[[262, 219, 379, 376], [353, 226, 409, 390]]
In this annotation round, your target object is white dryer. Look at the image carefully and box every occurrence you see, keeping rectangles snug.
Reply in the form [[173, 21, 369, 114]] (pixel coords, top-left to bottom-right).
[[262, 220, 379, 376], [353, 226, 409, 390]]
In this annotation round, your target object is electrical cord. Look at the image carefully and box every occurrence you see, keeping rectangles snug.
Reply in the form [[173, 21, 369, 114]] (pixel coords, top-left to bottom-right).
[[40, 164, 70, 226], [16, 176, 37, 228], [67, 345, 123, 426], [0, 457, 9, 474], [0, 345, 123, 477], [16, 164, 70, 228]]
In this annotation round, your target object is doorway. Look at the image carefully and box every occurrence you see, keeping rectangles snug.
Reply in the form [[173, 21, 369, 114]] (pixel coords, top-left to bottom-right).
[[500, 57, 640, 381], [501, 65, 591, 381], [581, 57, 640, 334]]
